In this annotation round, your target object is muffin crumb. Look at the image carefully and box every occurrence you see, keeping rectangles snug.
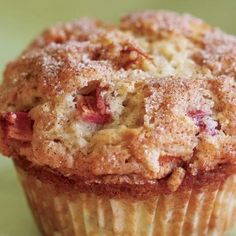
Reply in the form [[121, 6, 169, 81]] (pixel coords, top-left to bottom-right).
[[167, 167, 186, 192]]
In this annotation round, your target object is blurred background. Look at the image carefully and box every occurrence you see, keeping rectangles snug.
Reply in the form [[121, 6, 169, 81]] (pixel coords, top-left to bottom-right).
[[0, 0, 236, 235]]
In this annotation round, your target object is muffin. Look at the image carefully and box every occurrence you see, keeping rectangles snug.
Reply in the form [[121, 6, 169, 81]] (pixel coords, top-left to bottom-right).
[[1, 10, 236, 236]]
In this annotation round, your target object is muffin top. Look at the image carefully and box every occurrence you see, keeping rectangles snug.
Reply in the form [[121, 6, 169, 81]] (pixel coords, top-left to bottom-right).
[[1, 11, 236, 187]]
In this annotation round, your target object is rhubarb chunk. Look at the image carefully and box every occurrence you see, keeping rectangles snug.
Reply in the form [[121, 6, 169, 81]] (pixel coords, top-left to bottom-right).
[[77, 86, 112, 125], [0, 112, 33, 141], [188, 110, 217, 136]]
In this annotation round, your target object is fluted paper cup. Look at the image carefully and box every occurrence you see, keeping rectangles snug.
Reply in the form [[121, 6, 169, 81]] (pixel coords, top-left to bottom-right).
[[14, 163, 236, 236]]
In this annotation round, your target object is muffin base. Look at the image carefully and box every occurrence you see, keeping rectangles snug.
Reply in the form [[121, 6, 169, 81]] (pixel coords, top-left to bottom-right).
[[15, 162, 236, 236]]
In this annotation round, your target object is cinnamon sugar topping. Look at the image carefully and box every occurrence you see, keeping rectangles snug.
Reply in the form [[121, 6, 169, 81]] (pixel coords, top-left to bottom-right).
[[0, 11, 236, 185]]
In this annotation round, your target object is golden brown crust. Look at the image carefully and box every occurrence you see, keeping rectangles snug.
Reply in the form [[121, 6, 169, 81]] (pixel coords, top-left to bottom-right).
[[120, 10, 212, 40], [193, 29, 236, 77], [14, 158, 236, 199], [1, 11, 236, 185], [27, 18, 113, 50]]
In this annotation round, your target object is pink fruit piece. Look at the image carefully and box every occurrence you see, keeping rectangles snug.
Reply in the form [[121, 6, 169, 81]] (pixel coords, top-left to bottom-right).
[[77, 86, 112, 125], [0, 112, 33, 141], [188, 110, 217, 136]]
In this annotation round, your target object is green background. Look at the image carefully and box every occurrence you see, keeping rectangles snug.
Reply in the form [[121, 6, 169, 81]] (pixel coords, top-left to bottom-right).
[[0, 0, 236, 235]]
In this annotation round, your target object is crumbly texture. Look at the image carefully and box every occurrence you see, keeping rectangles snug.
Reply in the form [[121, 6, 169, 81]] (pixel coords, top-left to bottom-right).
[[1, 11, 236, 188]]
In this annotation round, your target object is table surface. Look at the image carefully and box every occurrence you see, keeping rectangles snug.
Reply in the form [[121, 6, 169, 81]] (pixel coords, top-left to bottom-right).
[[1, 0, 236, 235]]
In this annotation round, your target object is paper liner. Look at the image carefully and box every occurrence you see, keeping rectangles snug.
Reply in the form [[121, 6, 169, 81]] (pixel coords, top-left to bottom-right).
[[15, 164, 236, 236]]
